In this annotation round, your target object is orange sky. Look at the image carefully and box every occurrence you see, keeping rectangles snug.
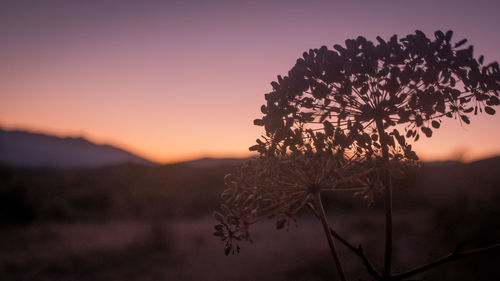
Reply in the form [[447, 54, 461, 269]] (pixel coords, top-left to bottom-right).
[[1, 0, 499, 163]]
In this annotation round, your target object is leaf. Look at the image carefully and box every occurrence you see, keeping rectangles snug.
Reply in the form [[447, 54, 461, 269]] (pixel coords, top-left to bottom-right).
[[487, 96, 500, 106], [276, 218, 286, 229], [431, 120, 440, 129], [434, 30, 444, 40], [319, 112, 329, 122], [395, 135, 406, 147], [463, 107, 474, 113], [249, 144, 261, 151], [214, 212, 224, 223], [415, 115, 423, 127], [224, 244, 233, 255], [323, 121, 334, 136], [301, 112, 314, 121], [333, 44, 346, 55], [253, 119, 264, 126], [214, 224, 225, 233], [450, 77, 456, 87], [485, 106, 496, 115], [360, 84, 369, 95], [415, 30, 427, 40], [460, 115, 470, 124], [421, 127, 432, 138], [406, 130, 412, 138], [445, 30, 453, 41], [454, 38, 467, 48]]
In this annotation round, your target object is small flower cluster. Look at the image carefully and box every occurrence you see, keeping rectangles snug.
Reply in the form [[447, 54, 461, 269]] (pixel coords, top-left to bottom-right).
[[213, 150, 388, 254]]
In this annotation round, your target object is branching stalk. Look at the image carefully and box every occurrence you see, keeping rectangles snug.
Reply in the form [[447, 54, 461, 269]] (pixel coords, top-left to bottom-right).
[[307, 203, 381, 280], [313, 191, 348, 281], [392, 242, 500, 280], [375, 118, 393, 278]]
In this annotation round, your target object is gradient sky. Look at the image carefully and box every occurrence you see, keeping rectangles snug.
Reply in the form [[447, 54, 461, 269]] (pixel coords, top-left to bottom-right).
[[1, 0, 499, 163]]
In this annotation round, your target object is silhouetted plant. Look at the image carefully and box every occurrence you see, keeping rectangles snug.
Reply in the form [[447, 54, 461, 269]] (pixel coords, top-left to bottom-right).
[[214, 30, 500, 281]]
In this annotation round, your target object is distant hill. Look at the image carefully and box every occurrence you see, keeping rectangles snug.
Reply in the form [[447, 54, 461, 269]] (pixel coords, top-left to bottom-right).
[[0, 128, 156, 168], [181, 157, 248, 168]]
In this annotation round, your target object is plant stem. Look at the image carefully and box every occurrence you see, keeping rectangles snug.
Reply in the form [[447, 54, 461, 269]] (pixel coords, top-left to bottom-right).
[[307, 203, 381, 280], [392, 242, 500, 280], [313, 191, 348, 281], [376, 118, 393, 278]]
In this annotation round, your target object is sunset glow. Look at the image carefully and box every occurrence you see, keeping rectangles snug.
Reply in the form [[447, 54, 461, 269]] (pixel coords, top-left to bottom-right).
[[1, 0, 499, 163]]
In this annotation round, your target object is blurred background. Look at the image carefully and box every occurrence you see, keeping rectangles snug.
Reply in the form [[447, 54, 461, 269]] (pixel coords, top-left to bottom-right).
[[1, 0, 499, 280]]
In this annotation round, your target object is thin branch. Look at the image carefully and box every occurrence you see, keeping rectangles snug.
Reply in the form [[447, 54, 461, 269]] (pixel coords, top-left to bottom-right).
[[313, 192, 348, 281], [376, 118, 393, 278], [392, 242, 500, 280], [307, 203, 381, 280]]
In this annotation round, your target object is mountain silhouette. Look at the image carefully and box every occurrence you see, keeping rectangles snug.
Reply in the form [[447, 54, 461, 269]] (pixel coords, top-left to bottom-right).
[[0, 128, 156, 168], [181, 157, 247, 168]]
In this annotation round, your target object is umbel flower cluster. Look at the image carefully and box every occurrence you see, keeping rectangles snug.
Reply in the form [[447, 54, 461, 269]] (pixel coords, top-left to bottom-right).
[[214, 29, 499, 281], [251, 30, 498, 159], [214, 150, 372, 254]]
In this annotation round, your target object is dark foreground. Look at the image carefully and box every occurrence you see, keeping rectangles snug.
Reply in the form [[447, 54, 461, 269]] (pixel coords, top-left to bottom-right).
[[1, 157, 500, 280]]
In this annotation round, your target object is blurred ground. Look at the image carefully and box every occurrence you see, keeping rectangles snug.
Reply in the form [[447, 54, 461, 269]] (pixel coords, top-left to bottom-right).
[[1, 157, 500, 280], [0, 212, 428, 281]]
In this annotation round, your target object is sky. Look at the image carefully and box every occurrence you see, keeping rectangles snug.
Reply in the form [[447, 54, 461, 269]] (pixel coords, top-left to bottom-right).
[[1, 0, 499, 163]]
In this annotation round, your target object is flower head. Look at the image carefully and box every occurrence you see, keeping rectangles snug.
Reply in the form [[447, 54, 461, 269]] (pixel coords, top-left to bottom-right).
[[251, 30, 499, 160], [214, 150, 378, 254]]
